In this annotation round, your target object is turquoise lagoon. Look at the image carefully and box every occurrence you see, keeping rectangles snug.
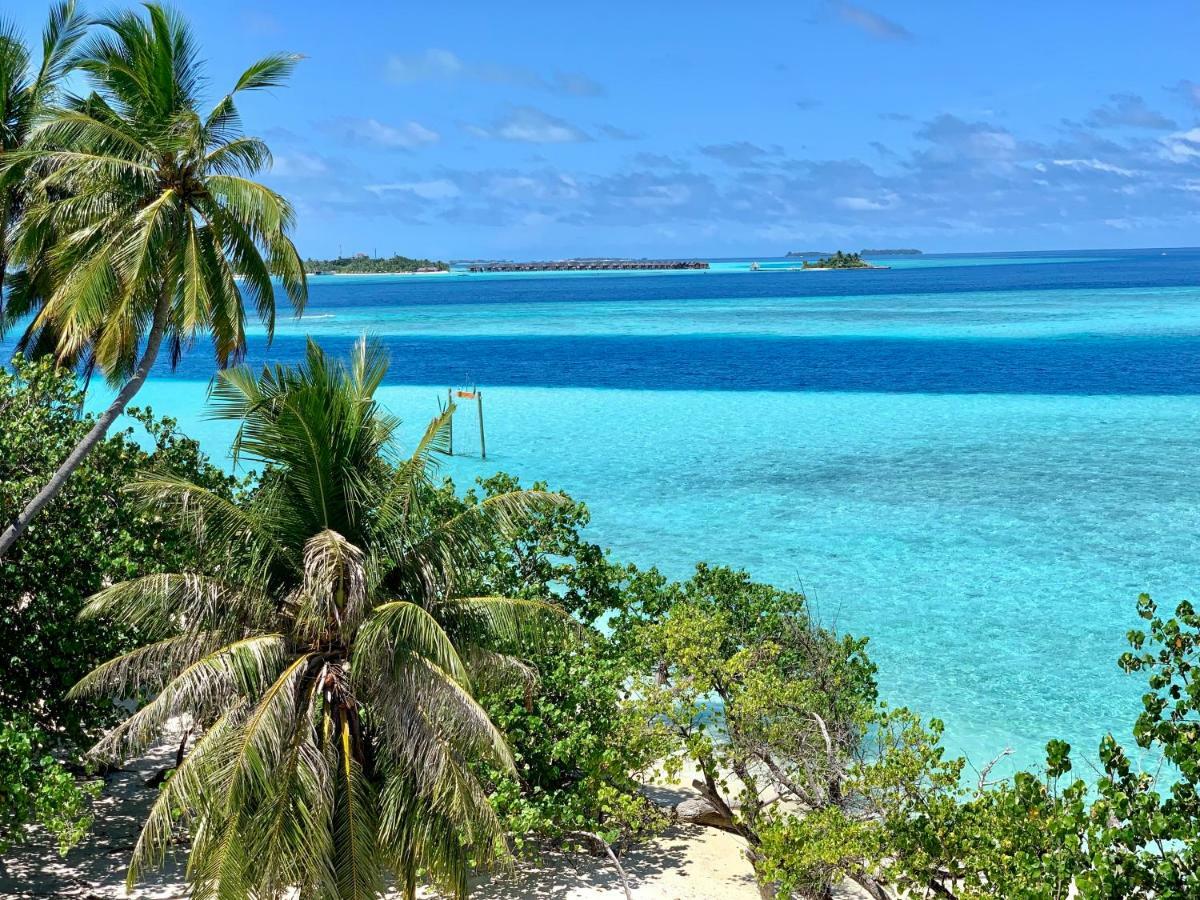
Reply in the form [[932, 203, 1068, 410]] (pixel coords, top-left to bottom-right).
[[80, 249, 1200, 774]]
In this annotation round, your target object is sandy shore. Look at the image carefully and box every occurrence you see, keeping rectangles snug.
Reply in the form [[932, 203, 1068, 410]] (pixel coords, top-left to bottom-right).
[[0, 735, 864, 899]]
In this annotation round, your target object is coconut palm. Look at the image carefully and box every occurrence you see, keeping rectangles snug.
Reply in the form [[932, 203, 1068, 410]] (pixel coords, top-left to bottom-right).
[[0, 0, 87, 297], [70, 338, 568, 899], [0, 3, 306, 556]]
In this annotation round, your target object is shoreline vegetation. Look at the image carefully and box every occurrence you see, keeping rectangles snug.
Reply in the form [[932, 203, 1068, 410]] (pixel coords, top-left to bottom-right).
[[303, 253, 450, 275], [802, 250, 883, 270], [786, 248, 922, 257]]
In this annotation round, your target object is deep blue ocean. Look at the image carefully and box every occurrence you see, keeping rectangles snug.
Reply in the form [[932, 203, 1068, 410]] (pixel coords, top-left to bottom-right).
[[18, 248, 1200, 774]]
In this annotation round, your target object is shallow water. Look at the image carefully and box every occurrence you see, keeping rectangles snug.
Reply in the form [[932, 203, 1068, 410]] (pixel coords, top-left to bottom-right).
[[32, 248, 1200, 774]]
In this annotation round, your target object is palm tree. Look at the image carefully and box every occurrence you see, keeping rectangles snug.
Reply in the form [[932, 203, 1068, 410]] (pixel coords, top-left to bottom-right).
[[70, 338, 568, 899], [0, 4, 307, 557], [0, 0, 87, 298]]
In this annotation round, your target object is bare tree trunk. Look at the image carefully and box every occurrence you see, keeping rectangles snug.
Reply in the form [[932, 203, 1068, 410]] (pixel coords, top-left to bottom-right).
[[0, 197, 10, 308], [568, 832, 633, 900], [0, 291, 171, 557]]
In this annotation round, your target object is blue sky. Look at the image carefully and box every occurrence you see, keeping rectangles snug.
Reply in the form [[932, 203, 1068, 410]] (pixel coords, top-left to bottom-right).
[[12, 0, 1200, 257]]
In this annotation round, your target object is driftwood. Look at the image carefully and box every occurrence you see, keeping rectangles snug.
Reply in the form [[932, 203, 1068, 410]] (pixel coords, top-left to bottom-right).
[[673, 777, 743, 834]]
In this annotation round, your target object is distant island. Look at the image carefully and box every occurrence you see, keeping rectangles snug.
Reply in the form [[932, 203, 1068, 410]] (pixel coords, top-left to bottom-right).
[[304, 253, 448, 275], [785, 250, 832, 258], [860, 248, 922, 256], [803, 251, 873, 269]]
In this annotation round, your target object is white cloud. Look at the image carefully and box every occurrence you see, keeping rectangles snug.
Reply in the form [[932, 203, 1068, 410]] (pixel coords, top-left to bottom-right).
[[386, 49, 464, 82], [835, 192, 898, 211], [271, 152, 329, 178], [324, 117, 440, 150], [471, 107, 590, 144], [1051, 158, 1137, 177], [386, 49, 603, 96], [1160, 127, 1200, 162], [832, 2, 913, 41], [366, 179, 461, 200]]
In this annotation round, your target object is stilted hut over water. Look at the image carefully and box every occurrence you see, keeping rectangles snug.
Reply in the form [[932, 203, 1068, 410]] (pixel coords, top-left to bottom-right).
[[467, 259, 709, 273]]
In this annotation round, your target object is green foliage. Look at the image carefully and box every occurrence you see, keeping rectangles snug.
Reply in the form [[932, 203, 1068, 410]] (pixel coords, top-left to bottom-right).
[[427, 472, 670, 849], [0, 357, 232, 852], [747, 593, 1200, 899], [0, 358, 238, 744], [1077, 594, 1200, 898], [853, 711, 1090, 900], [803, 250, 870, 269], [0, 1, 88, 292], [631, 565, 878, 893], [0, 716, 100, 856], [303, 254, 448, 274], [482, 638, 668, 850]]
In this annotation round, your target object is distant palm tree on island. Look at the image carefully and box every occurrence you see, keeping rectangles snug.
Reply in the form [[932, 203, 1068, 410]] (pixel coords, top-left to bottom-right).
[[803, 250, 872, 269], [0, 3, 307, 556], [304, 253, 448, 275]]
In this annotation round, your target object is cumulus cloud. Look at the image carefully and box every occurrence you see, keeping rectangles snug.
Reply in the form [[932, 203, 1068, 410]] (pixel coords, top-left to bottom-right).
[[321, 117, 440, 149], [366, 179, 462, 200], [631, 152, 689, 170], [468, 107, 591, 143], [386, 48, 604, 97], [831, 2, 913, 40], [1160, 127, 1200, 162], [386, 48, 463, 82], [916, 114, 1025, 164], [1086, 94, 1175, 130], [281, 87, 1200, 250]]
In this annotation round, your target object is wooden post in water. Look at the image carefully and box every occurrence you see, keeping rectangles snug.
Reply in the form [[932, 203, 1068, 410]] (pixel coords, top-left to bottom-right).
[[447, 388, 454, 456], [477, 391, 487, 459]]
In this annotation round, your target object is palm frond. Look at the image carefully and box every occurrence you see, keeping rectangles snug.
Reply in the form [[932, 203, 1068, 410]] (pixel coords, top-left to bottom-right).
[[126, 706, 244, 888], [295, 529, 369, 640], [436, 595, 578, 653], [124, 472, 289, 567], [79, 572, 267, 639], [68, 631, 220, 700], [353, 600, 469, 687], [85, 634, 288, 763], [232, 52, 301, 93]]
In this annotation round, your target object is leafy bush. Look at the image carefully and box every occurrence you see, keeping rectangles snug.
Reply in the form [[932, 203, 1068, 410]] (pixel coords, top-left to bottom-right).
[[716, 592, 1200, 899], [428, 473, 670, 848], [0, 717, 99, 856]]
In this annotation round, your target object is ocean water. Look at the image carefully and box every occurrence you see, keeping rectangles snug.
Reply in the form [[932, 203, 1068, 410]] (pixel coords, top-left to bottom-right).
[[20, 248, 1200, 774]]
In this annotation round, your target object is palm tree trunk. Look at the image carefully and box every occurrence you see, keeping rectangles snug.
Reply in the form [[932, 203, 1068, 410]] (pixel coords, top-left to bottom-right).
[[0, 291, 171, 558], [0, 198, 9, 303]]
